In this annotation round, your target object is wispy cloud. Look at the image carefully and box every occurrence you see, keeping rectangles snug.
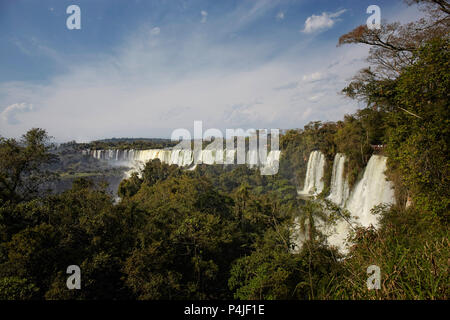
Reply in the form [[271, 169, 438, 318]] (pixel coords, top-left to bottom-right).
[[1, 103, 34, 125], [150, 27, 160, 35], [1, 1, 380, 141], [302, 9, 347, 34], [307, 93, 324, 103], [276, 12, 284, 20], [201, 10, 208, 23], [274, 81, 298, 91], [302, 72, 324, 82], [0, 32, 368, 141]]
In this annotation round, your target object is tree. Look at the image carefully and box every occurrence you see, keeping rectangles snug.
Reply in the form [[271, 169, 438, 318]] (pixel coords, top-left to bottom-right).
[[338, 0, 449, 80], [329, 207, 449, 299], [0, 277, 39, 300], [228, 230, 302, 300], [338, 1, 449, 217], [118, 172, 142, 199], [294, 200, 329, 298], [295, 200, 327, 243], [383, 38, 449, 216], [0, 128, 56, 202], [123, 175, 237, 299]]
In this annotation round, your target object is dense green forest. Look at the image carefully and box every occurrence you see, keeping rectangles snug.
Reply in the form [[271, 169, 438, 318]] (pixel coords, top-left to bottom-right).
[[0, 0, 448, 299], [84, 138, 177, 151]]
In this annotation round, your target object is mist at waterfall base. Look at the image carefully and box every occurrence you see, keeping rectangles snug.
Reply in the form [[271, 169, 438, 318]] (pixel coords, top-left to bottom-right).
[[296, 151, 396, 253]]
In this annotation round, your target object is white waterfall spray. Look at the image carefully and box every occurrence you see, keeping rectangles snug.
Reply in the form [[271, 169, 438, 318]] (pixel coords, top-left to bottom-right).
[[85, 148, 280, 176], [345, 155, 396, 228], [326, 154, 396, 253], [298, 150, 326, 196], [327, 153, 350, 207], [295, 152, 396, 253]]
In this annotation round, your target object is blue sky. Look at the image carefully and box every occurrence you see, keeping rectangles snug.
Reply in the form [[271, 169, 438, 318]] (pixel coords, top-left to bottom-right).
[[0, 0, 423, 141]]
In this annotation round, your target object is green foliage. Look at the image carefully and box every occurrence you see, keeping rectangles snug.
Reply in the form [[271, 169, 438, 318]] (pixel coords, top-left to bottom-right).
[[340, 37, 449, 217], [278, 122, 337, 192], [0, 128, 56, 202], [228, 228, 342, 300], [86, 138, 176, 151], [228, 231, 302, 300], [383, 38, 450, 218], [333, 109, 385, 187], [0, 277, 39, 300], [0, 0, 448, 299], [118, 172, 142, 198], [327, 207, 449, 299]]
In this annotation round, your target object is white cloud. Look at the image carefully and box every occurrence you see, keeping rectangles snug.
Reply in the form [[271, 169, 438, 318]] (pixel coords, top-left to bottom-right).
[[276, 12, 284, 20], [150, 27, 160, 35], [0, 3, 371, 141], [1, 103, 34, 125], [302, 72, 324, 82], [224, 0, 281, 33], [0, 35, 369, 141], [307, 94, 324, 103], [302, 9, 346, 34], [274, 81, 297, 91], [201, 10, 208, 23]]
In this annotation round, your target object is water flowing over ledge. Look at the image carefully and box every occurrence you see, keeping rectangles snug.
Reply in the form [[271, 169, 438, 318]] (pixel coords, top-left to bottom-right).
[[82, 148, 281, 176], [296, 151, 396, 253], [345, 155, 396, 227], [327, 153, 350, 208], [297, 150, 326, 196]]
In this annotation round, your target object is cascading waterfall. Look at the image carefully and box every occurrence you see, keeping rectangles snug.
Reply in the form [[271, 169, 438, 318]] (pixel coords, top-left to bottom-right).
[[295, 151, 396, 253], [298, 150, 325, 196], [327, 153, 350, 207], [247, 149, 259, 168], [85, 148, 280, 175], [201, 149, 216, 165], [325, 154, 396, 253], [260, 150, 281, 175], [345, 155, 396, 228]]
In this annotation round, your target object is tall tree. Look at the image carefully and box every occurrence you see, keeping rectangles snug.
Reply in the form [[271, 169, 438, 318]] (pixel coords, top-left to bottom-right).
[[0, 129, 56, 202]]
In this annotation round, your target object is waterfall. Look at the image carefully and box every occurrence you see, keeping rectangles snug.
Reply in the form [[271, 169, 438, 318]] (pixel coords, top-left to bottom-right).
[[327, 153, 350, 207], [260, 150, 281, 176], [247, 149, 259, 168], [225, 149, 236, 164], [86, 147, 280, 174], [201, 150, 216, 165], [170, 149, 182, 166], [295, 153, 396, 254], [158, 150, 171, 164], [323, 155, 395, 253], [298, 151, 325, 196], [345, 155, 396, 228]]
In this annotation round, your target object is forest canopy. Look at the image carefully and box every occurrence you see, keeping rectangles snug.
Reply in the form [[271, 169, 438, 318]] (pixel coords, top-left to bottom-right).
[[0, 0, 448, 300]]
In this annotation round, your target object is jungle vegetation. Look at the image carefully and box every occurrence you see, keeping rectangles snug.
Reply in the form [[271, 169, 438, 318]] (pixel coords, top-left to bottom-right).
[[0, 0, 448, 300]]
